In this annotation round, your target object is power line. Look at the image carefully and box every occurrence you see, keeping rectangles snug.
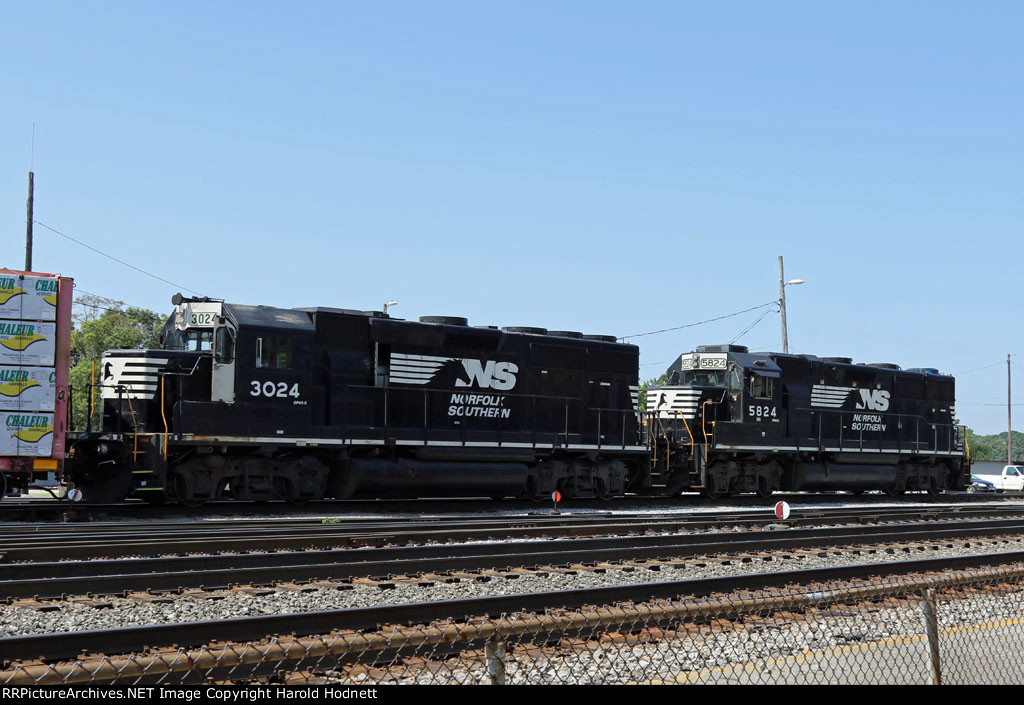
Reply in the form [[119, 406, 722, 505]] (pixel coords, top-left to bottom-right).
[[75, 288, 126, 305], [74, 298, 128, 314], [957, 400, 1024, 407], [34, 220, 203, 296], [953, 360, 1007, 376], [618, 301, 779, 341], [729, 308, 774, 345]]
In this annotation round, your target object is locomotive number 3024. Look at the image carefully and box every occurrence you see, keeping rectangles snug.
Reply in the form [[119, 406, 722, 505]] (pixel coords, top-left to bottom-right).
[[250, 381, 301, 399]]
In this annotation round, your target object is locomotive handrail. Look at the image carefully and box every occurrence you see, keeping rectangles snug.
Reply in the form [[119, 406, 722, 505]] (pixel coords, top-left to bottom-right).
[[701, 400, 714, 461], [160, 377, 168, 460], [329, 383, 639, 450], [702, 390, 728, 463], [787, 406, 967, 457]]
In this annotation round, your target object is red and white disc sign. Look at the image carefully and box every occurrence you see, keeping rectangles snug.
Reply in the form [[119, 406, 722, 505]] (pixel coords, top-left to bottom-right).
[[67, 488, 83, 503], [774, 501, 790, 521], [551, 490, 561, 503]]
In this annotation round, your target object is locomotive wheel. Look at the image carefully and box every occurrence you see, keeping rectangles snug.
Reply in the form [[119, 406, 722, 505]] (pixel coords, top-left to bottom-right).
[[274, 477, 311, 505], [172, 474, 207, 508], [885, 485, 906, 497], [756, 478, 774, 499], [0, 472, 6, 501], [525, 477, 545, 503], [927, 479, 943, 496], [701, 476, 723, 500]]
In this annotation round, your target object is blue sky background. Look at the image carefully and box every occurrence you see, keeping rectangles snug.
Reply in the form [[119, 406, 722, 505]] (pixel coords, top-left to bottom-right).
[[1, 1, 1020, 433]]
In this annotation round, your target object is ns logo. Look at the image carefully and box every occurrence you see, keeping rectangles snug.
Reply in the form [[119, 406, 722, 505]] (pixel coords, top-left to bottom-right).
[[855, 389, 890, 411], [455, 360, 519, 391]]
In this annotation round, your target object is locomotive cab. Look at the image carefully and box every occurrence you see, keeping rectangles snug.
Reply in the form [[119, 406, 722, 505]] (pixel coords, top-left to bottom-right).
[[161, 298, 317, 437], [648, 345, 769, 443], [165, 296, 237, 404], [99, 297, 241, 435]]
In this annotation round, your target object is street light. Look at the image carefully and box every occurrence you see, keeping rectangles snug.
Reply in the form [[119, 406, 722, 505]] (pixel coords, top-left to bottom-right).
[[778, 256, 804, 354], [383, 300, 398, 315]]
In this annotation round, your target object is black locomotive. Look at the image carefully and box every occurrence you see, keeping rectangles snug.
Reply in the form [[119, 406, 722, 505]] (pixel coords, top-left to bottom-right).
[[68, 296, 645, 503], [65, 295, 969, 504], [645, 345, 969, 497]]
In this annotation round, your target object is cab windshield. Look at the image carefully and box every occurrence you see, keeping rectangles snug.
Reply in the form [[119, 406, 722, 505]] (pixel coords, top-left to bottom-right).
[[682, 371, 724, 386], [164, 328, 213, 352], [184, 330, 214, 351]]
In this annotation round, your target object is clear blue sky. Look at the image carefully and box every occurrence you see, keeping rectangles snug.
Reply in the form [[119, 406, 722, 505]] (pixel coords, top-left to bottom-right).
[[1, 1, 1020, 434]]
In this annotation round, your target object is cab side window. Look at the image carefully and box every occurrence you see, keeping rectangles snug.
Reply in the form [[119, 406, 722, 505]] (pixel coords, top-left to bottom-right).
[[728, 366, 742, 393], [749, 374, 774, 399], [256, 337, 292, 369], [215, 328, 235, 363]]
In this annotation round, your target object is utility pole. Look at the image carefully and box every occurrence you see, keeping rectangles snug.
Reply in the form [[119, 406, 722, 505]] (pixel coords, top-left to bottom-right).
[[1010, 354, 1013, 465], [778, 256, 788, 354], [25, 171, 34, 271], [778, 258, 805, 354]]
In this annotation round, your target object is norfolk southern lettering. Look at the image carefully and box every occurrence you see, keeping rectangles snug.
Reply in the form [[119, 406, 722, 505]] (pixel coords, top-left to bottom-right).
[[448, 393, 511, 418]]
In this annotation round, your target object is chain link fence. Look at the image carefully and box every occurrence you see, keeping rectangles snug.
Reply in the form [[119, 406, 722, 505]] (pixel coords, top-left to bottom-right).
[[5, 564, 1024, 685]]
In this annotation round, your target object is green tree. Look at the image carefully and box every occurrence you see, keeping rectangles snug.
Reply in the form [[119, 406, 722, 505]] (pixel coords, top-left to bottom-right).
[[69, 299, 165, 430], [965, 428, 1024, 463]]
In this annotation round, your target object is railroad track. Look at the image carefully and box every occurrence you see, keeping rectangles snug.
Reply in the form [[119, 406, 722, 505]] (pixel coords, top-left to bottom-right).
[[5, 504, 1024, 562], [6, 514, 1024, 601], [3, 549, 1023, 669]]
